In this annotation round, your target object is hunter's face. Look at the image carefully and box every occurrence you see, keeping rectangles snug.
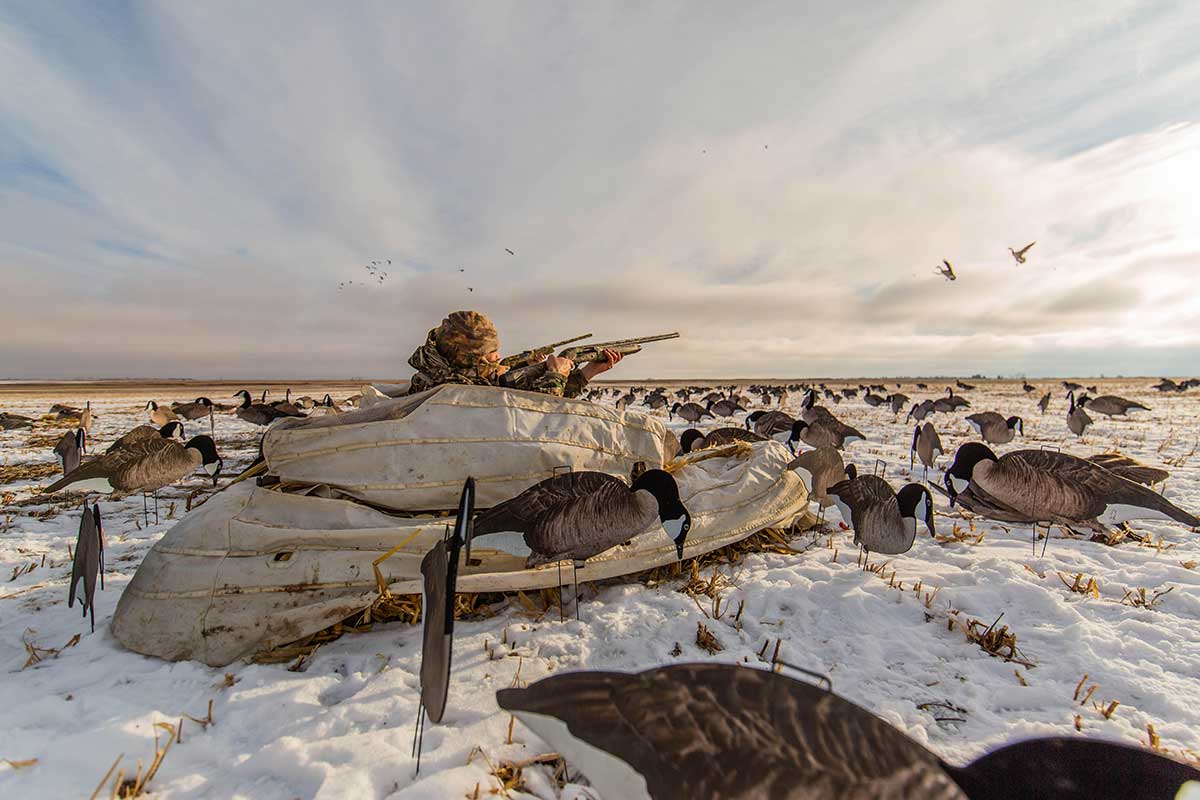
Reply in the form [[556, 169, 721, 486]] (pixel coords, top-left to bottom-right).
[[484, 351, 500, 363]]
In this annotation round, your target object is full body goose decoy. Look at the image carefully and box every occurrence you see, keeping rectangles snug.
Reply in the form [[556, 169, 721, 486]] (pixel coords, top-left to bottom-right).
[[472, 469, 692, 568], [1037, 390, 1052, 414], [679, 428, 765, 454], [829, 475, 934, 555], [745, 410, 795, 441], [906, 400, 935, 422], [1066, 391, 1092, 437], [910, 422, 943, 474], [1076, 395, 1149, 418], [787, 446, 851, 511], [887, 393, 909, 414], [496, 663, 1200, 800], [53, 428, 86, 475], [933, 388, 970, 412], [0, 412, 34, 430], [69, 499, 104, 632], [1085, 453, 1169, 487], [707, 398, 747, 418], [45, 434, 222, 498], [1063, 381, 1084, 392], [944, 442, 1199, 531], [171, 397, 214, 421], [1008, 241, 1036, 264], [965, 412, 1023, 445], [104, 421, 185, 454], [267, 388, 307, 417], [669, 402, 713, 423], [1022, 381, 1036, 393], [234, 389, 304, 426], [862, 392, 886, 407], [955, 380, 975, 391], [787, 418, 864, 452], [145, 400, 178, 426]]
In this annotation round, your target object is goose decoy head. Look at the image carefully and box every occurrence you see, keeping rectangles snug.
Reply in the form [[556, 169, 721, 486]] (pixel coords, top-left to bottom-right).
[[234, 390, 252, 407], [910, 423, 921, 453], [323, 393, 334, 406], [745, 410, 765, 430], [896, 483, 935, 538], [159, 421, 185, 440], [74, 428, 87, 453], [946, 387, 954, 397], [186, 435, 223, 485], [944, 442, 998, 505], [844, 463, 857, 480], [260, 388, 270, 403], [801, 388, 815, 410], [632, 469, 691, 560], [669, 402, 680, 419], [786, 420, 809, 455], [678, 429, 705, 455], [1007, 416, 1024, 436], [146, 400, 157, 410], [196, 397, 213, 407]]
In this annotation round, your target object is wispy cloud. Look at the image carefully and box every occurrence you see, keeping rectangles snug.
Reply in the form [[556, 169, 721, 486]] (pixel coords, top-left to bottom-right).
[[2, 2, 1199, 378]]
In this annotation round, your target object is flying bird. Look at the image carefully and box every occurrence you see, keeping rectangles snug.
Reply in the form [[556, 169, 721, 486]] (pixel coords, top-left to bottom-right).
[[505, 248, 515, 255], [1008, 241, 1036, 264], [935, 259, 957, 281]]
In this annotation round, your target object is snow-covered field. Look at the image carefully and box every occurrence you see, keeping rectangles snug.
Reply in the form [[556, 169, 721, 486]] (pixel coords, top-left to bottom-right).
[[2, 379, 1199, 798]]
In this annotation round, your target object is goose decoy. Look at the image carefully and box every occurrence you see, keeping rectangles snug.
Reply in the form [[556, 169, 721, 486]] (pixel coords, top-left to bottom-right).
[[707, 398, 747, 418], [145, 400, 179, 426], [679, 428, 765, 454], [669, 402, 712, 423], [1063, 381, 1084, 392], [1085, 453, 1169, 487], [910, 422, 943, 472], [955, 380, 975, 391], [68, 499, 104, 632], [1037, 390, 1052, 414], [887, 393, 909, 414], [906, 400, 935, 422], [1076, 395, 1149, 417], [472, 469, 691, 567], [965, 412, 1023, 444], [828, 475, 934, 555], [313, 393, 341, 415], [234, 389, 304, 426], [268, 388, 306, 417], [787, 446, 850, 509], [1008, 241, 1036, 264], [496, 663, 1198, 800], [171, 397, 214, 421], [1022, 381, 1036, 393], [1153, 378, 1182, 393], [786, 418, 865, 452], [862, 392, 886, 407], [944, 442, 1199, 531], [53, 428, 86, 475], [933, 388, 970, 412], [1066, 391, 1092, 437], [80, 401, 93, 433], [1086, 385, 1098, 394], [798, 388, 840, 425], [0, 412, 34, 430], [935, 259, 957, 281], [745, 410, 795, 441], [45, 434, 222, 497], [104, 421, 185, 453]]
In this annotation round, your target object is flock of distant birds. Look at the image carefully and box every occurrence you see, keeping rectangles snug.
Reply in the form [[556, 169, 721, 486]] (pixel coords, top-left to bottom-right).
[[936, 240, 1036, 281]]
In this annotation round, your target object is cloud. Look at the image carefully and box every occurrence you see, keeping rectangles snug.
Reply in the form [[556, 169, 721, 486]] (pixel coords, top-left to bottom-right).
[[1, 2, 1199, 379]]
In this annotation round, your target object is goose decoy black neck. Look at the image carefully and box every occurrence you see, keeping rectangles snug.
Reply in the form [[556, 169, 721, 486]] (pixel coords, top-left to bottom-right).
[[678, 429, 705, 455], [633, 469, 691, 558], [896, 483, 935, 537], [944, 442, 998, 504], [185, 435, 223, 485], [159, 421, 184, 439]]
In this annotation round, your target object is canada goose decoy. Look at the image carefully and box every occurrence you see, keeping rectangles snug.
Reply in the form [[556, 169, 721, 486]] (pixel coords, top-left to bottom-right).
[[1037, 390, 1052, 414], [935, 259, 957, 281], [787, 446, 850, 510], [268, 388, 306, 417], [1063, 381, 1084, 392], [105, 421, 185, 454], [679, 428, 765, 455], [862, 392, 886, 407], [829, 475, 934, 555], [53, 428, 86, 475], [234, 389, 304, 426], [669, 402, 712, 423], [472, 469, 691, 568], [943, 442, 1199, 532], [145, 400, 179, 426], [910, 422, 943, 474], [707, 398, 747, 418], [745, 410, 795, 441], [955, 380, 975, 391], [1066, 391, 1092, 437], [69, 499, 104, 633], [1022, 381, 1036, 393], [965, 412, 1023, 444], [887, 393, 909, 414], [642, 394, 668, 411], [1076, 395, 1149, 417], [1086, 453, 1170, 487], [313, 393, 341, 415], [1008, 241, 1036, 264], [80, 401, 93, 433], [171, 396, 214, 422], [45, 434, 222, 497], [798, 388, 842, 425], [933, 388, 970, 412], [906, 400, 935, 422], [1086, 385, 1098, 394], [786, 418, 864, 452], [0, 412, 34, 430], [497, 663, 1200, 800]]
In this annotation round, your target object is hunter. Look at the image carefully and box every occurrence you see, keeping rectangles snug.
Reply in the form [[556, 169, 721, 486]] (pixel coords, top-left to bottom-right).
[[407, 311, 622, 398]]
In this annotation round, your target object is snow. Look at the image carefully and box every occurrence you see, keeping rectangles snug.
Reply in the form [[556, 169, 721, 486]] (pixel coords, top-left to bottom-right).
[[2, 379, 1199, 798]]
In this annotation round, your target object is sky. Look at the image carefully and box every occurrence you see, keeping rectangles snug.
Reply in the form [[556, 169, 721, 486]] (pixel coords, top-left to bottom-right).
[[2, 1, 1200, 380]]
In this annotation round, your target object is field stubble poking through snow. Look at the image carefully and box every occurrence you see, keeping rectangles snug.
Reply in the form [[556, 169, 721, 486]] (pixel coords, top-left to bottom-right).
[[1, 379, 1199, 798]]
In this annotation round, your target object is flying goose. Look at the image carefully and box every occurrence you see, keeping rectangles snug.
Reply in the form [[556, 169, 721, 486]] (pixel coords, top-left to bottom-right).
[[1037, 390, 1052, 414], [1066, 391, 1092, 437], [943, 442, 1199, 531], [669, 402, 712, 423], [965, 412, 1023, 444], [1085, 453, 1169, 486], [497, 663, 1199, 800], [45, 434, 222, 498], [53, 428, 86, 475], [911, 422, 943, 471], [472, 469, 691, 567], [933, 388, 971, 412], [69, 499, 104, 632], [1008, 241, 1036, 264], [707, 398, 747, 418], [234, 389, 304, 426], [1076, 395, 1149, 417], [935, 259, 956, 281], [786, 418, 865, 452], [787, 446, 851, 509], [145, 400, 178, 426], [745, 410, 795, 441], [171, 397, 214, 421], [828, 475, 934, 555], [679, 428, 765, 454]]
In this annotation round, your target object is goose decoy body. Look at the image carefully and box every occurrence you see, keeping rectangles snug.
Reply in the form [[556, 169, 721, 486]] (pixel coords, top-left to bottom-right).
[[787, 418, 864, 451], [679, 428, 765, 454], [1076, 395, 1149, 417], [906, 400, 935, 422], [145, 400, 179, 426], [472, 469, 691, 567], [1085, 453, 1169, 486], [498, 663, 1200, 800], [1022, 381, 1036, 393], [911, 422, 943, 470], [828, 475, 934, 554], [944, 442, 1199, 530], [965, 412, 1023, 444], [234, 389, 304, 426], [105, 421, 185, 454], [171, 397, 214, 421], [1066, 391, 1092, 437], [53, 428, 86, 475], [669, 402, 712, 423], [268, 388, 306, 417], [1063, 381, 1084, 392], [707, 398, 747, 418], [787, 446, 849, 508], [1037, 390, 1052, 414], [887, 393, 909, 414], [955, 380, 975, 391], [0, 412, 34, 430], [313, 393, 341, 415], [746, 410, 795, 441], [642, 394, 668, 411], [45, 435, 222, 497], [933, 388, 970, 412], [1008, 241, 1036, 264], [69, 499, 104, 632]]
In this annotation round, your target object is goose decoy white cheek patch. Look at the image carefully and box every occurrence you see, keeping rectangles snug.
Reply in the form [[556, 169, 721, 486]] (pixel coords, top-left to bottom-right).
[[662, 516, 688, 540]]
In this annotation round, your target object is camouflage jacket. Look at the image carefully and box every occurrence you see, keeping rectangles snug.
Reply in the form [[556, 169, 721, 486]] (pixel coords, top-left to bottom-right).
[[406, 331, 589, 399]]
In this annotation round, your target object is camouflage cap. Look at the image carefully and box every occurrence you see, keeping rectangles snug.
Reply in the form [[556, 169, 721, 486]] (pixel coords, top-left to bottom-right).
[[435, 310, 500, 366]]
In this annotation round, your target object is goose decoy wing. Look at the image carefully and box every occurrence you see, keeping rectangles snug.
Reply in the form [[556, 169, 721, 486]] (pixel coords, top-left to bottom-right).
[[474, 472, 624, 536], [498, 664, 966, 800], [829, 475, 899, 534], [105, 425, 160, 454], [1086, 453, 1169, 486]]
